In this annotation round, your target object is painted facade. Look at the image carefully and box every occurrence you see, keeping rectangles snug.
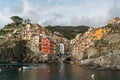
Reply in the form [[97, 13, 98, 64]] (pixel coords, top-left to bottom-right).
[[92, 28, 109, 40], [59, 43, 64, 54], [70, 27, 95, 59], [41, 38, 56, 54]]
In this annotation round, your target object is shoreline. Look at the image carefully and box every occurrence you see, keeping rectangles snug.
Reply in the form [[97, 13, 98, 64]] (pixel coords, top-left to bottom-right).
[[0, 60, 120, 71]]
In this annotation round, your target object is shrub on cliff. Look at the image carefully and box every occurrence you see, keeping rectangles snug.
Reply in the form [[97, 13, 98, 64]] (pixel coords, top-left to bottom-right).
[[10, 16, 23, 24]]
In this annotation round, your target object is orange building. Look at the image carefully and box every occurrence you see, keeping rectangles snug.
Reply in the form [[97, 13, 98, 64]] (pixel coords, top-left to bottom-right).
[[41, 38, 56, 54], [92, 28, 109, 40]]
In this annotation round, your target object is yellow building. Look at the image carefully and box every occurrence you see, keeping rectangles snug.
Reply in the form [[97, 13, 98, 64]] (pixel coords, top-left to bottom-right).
[[22, 24, 32, 40], [92, 28, 109, 40]]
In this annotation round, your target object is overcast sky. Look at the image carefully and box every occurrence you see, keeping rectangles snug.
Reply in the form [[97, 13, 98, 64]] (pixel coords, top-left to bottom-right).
[[0, 0, 120, 28]]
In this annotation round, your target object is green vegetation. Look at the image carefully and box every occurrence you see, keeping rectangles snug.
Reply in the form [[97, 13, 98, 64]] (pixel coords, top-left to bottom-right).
[[3, 16, 27, 29], [24, 18, 31, 24], [45, 25, 89, 39], [10, 16, 23, 24], [10, 16, 31, 24], [0, 29, 13, 35], [105, 24, 113, 28], [3, 23, 25, 29]]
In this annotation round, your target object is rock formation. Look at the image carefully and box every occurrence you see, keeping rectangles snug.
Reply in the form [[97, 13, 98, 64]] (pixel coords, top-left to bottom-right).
[[75, 17, 120, 69]]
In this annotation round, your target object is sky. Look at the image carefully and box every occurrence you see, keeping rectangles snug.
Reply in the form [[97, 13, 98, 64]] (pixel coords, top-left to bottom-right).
[[0, 0, 120, 28]]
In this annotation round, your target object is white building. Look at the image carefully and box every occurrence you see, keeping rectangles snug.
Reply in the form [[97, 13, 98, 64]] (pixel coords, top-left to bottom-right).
[[59, 43, 64, 54]]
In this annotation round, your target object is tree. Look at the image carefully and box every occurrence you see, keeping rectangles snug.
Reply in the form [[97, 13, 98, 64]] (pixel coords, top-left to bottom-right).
[[10, 16, 23, 24], [24, 18, 31, 24]]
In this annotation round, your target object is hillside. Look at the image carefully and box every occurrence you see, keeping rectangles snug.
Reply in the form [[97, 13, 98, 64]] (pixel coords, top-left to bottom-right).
[[73, 17, 120, 69], [45, 25, 89, 39]]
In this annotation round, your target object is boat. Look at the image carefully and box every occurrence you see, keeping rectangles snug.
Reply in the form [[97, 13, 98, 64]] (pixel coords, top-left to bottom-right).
[[22, 66, 33, 71]]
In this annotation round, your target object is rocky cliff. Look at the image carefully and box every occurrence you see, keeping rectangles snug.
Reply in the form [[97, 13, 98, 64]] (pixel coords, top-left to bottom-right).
[[0, 23, 40, 63], [78, 21, 120, 69]]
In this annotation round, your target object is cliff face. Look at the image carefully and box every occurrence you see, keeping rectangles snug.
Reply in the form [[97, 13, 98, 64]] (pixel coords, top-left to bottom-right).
[[78, 21, 120, 69], [0, 24, 38, 63], [93, 33, 120, 69], [0, 40, 32, 63], [0, 22, 71, 63]]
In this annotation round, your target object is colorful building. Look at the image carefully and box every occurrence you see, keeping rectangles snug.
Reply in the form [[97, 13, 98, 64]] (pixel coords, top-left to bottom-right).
[[92, 28, 109, 40], [70, 27, 96, 60], [22, 24, 32, 40], [41, 38, 56, 54], [59, 43, 64, 54], [22, 23, 42, 41]]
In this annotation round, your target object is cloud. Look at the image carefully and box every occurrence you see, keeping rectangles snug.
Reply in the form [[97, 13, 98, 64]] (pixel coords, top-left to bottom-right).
[[52, 13, 63, 18], [21, 0, 42, 23], [4, 6, 23, 15], [69, 16, 107, 27], [0, 0, 120, 28], [108, 0, 120, 19], [40, 0, 111, 27], [41, 18, 68, 26], [0, 14, 11, 27], [41, 13, 65, 26], [0, 0, 41, 28], [48, 0, 55, 3], [41, 18, 57, 26]]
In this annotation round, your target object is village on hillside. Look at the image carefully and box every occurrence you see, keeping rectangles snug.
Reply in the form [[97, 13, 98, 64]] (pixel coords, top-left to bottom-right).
[[20, 22, 109, 61], [0, 16, 120, 69]]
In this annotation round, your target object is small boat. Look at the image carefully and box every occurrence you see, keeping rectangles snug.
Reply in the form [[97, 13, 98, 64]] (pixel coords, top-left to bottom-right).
[[23, 66, 33, 69], [22, 66, 33, 71]]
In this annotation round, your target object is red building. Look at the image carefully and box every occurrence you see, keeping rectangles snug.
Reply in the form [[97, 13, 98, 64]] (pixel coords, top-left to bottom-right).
[[41, 38, 55, 54]]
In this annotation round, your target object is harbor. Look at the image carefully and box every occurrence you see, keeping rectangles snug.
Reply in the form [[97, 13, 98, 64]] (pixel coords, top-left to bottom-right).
[[0, 63, 120, 80]]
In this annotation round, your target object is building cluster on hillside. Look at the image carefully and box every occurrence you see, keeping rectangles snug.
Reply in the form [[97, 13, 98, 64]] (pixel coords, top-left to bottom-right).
[[108, 17, 120, 24], [20, 17, 120, 61], [22, 23, 68, 60], [107, 17, 120, 33], [70, 26, 110, 60]]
